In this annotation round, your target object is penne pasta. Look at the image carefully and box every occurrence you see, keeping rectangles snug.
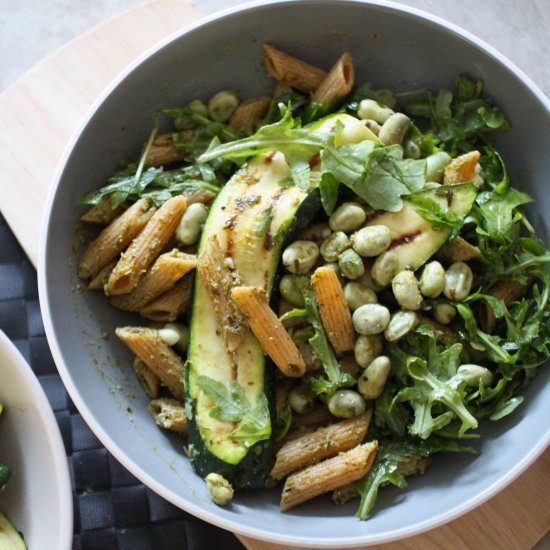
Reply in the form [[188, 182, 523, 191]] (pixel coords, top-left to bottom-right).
[[145, 133, 187, 167], [110, 249, 197, 311], [438, 235, 481, 263], [106, 195, 187, 295], [231, 286, 306, 378], [87, 260, 117, 290], [78, 198, 156, 279], [229, 96, 271, 131], [443, 150, 481, 184], [81, 197, 129, 225], [480, 279, 529, 333], [291, 402, 336, 430], [312, 266, 356, 355], [132, 357, 160, 399], [115, 326, 185, 400], [148, 397, 187, 434], [313, 52, 355, 104], [185, 188, 217, 206], [270, 410, 372, 480], [280, 441, 378, 511], [263, 44, 327, 93], [139, 275, 194, 322]]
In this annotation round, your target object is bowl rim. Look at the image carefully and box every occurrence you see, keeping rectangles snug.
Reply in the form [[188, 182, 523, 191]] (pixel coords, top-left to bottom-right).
[[0, 329, 74, 550], [38, 0, 550, 546]]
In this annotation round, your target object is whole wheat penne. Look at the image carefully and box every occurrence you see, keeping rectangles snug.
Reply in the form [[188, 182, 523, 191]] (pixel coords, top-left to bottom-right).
[[115, 326, 185, 400], [139, 275, 194, 322], [298, 343, 323, 373], [291, 402, 335, 430], [263, 44, 327, 93], [331, 455, 431, 505], [438, 236, 481, 262], [231, 286, 306, 377], [480, 279, 529, 333], [280, 441, 378, 511], [148, 397, 187, 434], [106, 195, 187, 295], [229, 96, 271, 131], [313, 52, 354, 104], [272, 81, 293, 99], [185, 188, 217, 206], [132, 357, 160, 399], [87, 260, 117, 290], [443, 150, 481, 184], [418, 315, 460, 346], [312, 266, 356, 355], [110, 250, 196, 311], [271, 410, 372, 480], [145, 133, 187, 167], [81, 197, 129, 225], [78, 198, 156, 279]]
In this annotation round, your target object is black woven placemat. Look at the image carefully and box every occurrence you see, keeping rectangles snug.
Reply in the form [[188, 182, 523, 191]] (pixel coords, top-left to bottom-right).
[[0, 212, 245, 550]]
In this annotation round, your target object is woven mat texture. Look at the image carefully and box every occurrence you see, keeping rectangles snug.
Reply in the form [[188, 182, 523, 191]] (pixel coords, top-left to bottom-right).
[[0, 213, 244, 550]]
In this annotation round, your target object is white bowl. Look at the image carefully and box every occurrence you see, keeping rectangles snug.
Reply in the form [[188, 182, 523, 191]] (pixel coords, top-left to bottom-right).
[[0, 330, 73, 549], [39, 0, 550, 547]]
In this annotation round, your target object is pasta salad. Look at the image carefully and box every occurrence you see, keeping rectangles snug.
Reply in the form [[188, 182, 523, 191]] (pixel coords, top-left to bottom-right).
[[76, 45, 550, 519]]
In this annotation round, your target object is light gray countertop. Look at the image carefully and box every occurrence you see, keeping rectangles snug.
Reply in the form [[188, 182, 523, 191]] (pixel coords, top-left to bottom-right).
[[2, 0, 549, 96]]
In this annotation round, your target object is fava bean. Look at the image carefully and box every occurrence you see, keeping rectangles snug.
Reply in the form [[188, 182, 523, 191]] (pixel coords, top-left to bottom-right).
[[328, 390, 366, 418], [288, 385, 316, 415], [329, 202, 366, 233], [457, 364, 494, 386], [208, 90, 239, 122], [282, 240, 319, 274], [352, 304, 390, 335], [298, 222, 331, 243], [357, 99, 394, 123], [188, 99, 209, 116], [443, 262, 473, 301], [371, 250, 398, 287], [364, 119, 381, 135], [338, 249, 365, 280], [205, 473, 234, 506], [425, 151, 452, 183], [419, 261, 446, 298], [433, 303, 456, 324], [392, 270, 423, 310], [175, 203, 209, 245], [384, 311, 418, 342], [279, 275, 307, 307], [358, 356, 391, 399], [378, 113, 411, 146], [354, 334, 383, 368], [344, 282, 378, 311], [351, 225, 391, 257], [403, 139, 421, 159], [320, 231, 350, 262]]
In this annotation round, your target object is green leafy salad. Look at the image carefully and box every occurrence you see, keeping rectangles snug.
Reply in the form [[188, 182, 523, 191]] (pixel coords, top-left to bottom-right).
[[79, 47, 550, 519]]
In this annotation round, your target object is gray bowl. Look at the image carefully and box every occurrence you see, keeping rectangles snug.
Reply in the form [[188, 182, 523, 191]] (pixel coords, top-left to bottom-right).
[[39, 0, 550, 546]]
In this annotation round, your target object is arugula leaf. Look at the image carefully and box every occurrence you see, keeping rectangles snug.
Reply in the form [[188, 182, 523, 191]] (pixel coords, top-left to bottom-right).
[[196, 376, 271, 448], [297, 283, 356, 396], [355, 437, 478, 520], [404, 74, 509, 155], [319, 172, 340, 215], [343, 145, 427, 212]]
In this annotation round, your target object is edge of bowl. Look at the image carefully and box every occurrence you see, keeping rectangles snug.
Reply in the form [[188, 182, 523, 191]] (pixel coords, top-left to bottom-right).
[[38, 0, 550, 547], [0, 330, 74, 550]]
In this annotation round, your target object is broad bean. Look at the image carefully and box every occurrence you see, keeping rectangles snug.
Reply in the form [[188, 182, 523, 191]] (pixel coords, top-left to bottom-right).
[[357, 356, 391, 399], [352, 304, 390, 335], [282, 240, 319, 274], [392, 270, 423, 310]]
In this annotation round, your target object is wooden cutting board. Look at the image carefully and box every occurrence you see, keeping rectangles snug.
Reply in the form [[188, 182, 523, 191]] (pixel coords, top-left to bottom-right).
[[0, 1, 548, 548]]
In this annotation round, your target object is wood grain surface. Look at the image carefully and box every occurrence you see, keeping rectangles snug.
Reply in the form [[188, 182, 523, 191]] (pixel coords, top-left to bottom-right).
[[0, 1, 548, 549]]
